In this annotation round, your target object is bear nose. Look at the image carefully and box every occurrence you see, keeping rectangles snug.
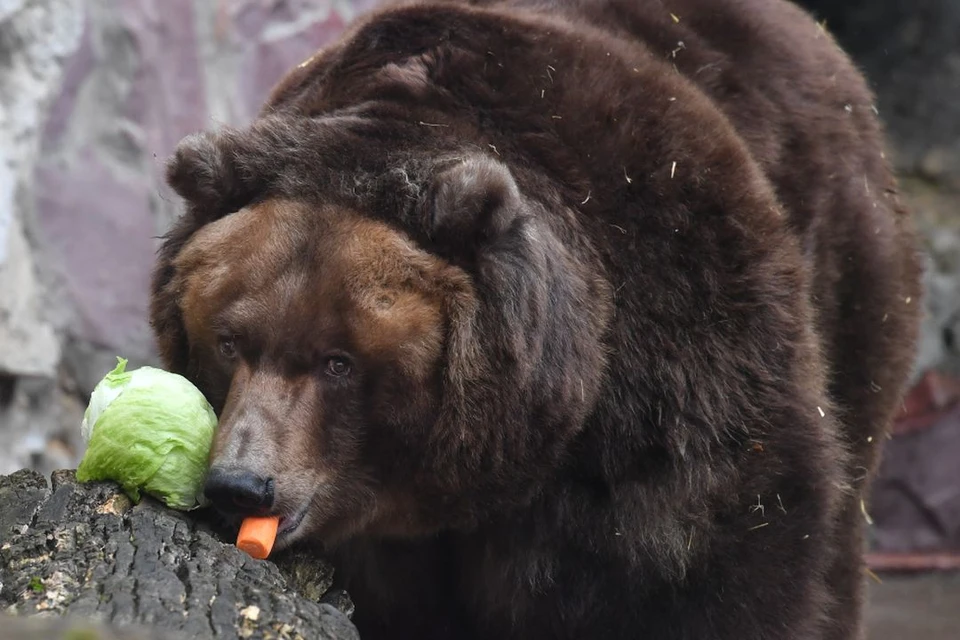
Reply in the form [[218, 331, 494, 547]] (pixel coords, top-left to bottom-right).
[[203, 467, 275, 514]]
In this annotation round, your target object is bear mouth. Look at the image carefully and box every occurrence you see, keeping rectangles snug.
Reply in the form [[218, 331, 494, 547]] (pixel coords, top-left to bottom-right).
[[278, 506, 308, 538]]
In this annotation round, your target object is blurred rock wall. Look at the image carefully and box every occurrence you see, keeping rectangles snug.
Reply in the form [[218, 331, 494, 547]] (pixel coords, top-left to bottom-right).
[[1, 0, 84, 475]]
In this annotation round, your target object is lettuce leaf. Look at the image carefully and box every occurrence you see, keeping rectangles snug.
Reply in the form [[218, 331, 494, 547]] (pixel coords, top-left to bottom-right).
[[76, 357, 217, 511]]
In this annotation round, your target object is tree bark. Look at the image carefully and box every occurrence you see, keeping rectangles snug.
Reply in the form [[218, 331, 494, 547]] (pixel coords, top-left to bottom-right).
[[0, 469, 359, 640]]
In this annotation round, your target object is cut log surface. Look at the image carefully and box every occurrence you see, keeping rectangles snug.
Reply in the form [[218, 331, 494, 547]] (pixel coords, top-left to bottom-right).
[[0, 469, 360, 640]]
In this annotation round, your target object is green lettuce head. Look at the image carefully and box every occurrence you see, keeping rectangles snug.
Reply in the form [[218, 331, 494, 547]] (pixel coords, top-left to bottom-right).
[[76, 357, 218, 511]]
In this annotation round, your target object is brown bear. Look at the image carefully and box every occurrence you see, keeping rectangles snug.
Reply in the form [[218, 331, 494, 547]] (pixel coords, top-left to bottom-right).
[[149, 0, 923, 638]]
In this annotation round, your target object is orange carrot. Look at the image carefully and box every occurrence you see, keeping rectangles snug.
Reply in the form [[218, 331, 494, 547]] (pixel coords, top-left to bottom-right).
[[236, 515, 280, 559]]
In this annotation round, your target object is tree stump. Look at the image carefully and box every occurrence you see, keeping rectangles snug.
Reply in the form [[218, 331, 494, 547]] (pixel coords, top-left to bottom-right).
[[0, 469, 359, 640]]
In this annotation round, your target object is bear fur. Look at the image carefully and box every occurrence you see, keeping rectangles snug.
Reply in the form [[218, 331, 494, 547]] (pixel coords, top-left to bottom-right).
[[150, 0, 924, 638]]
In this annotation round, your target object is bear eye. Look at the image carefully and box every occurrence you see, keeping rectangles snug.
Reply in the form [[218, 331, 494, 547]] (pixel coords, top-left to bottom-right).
[[325, 356, 351, 378], [218, 336, 238, 359]]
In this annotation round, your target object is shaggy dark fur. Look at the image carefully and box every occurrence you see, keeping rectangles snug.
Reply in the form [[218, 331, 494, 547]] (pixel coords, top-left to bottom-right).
[[150, 0, 924, 638]]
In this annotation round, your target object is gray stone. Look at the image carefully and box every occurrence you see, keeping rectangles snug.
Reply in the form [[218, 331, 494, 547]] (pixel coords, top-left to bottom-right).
[[235, 3, 348, 117], [0, 468, 359, 640], [0, 0, 83, 378], [0, 214, 59, 377], [0, 0, 84, 478], [914, 235, 960, 380], [894, 176, 960, 381], [0, 371, 85, 476], [34, 148, 157, 353], [0, 1, 29, 22], [31, 0, 210, 364]]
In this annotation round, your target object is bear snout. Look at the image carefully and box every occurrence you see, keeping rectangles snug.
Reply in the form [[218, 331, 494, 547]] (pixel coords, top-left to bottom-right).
[[203, 466, 275, 516]]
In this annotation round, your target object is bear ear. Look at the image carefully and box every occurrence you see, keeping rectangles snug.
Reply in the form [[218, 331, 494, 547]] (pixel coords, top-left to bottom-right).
[[165, 130, 253, 222], [425, 156, 525, 258], [376, 53, 433, 98]]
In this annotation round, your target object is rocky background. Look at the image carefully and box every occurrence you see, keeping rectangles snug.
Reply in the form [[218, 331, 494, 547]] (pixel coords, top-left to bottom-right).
[[0, 0, 958, 560]]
